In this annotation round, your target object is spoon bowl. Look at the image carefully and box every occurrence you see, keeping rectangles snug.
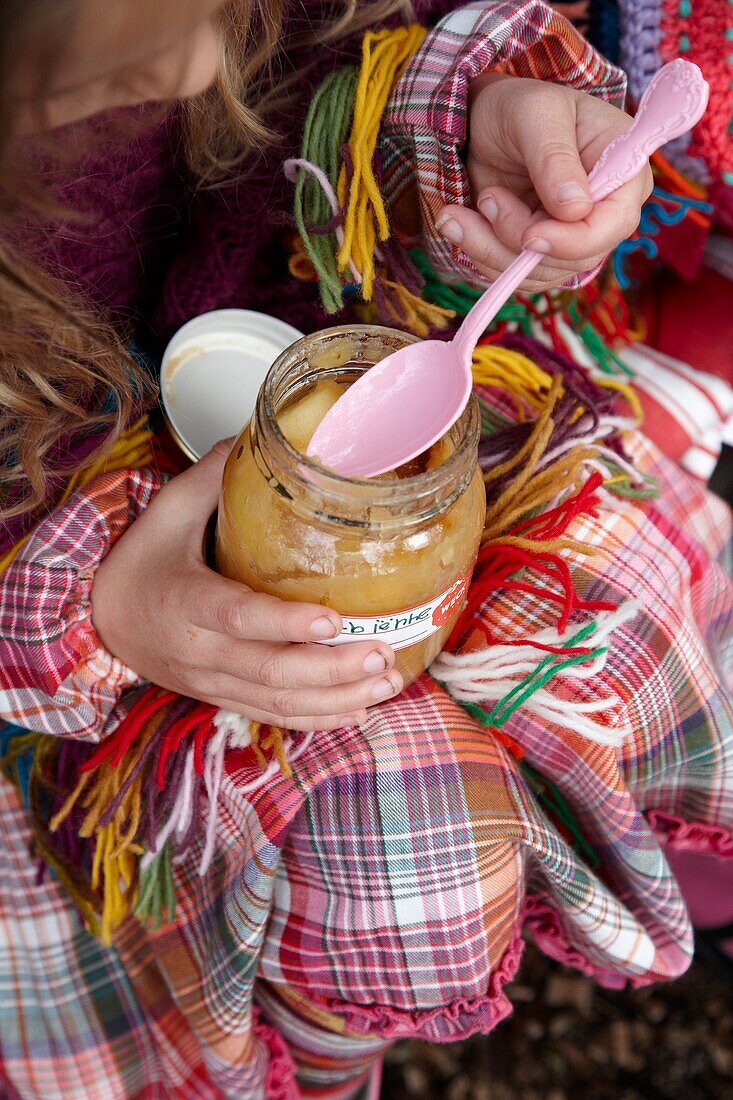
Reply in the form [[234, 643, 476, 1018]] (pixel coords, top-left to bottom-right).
[[306, 338, 473, 478]]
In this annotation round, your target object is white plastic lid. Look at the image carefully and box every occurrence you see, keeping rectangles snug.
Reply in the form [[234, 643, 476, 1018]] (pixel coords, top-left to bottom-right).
[[160, 309, 304, 460]]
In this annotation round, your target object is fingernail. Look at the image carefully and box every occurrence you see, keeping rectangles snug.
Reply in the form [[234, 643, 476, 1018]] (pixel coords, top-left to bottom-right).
[[340, 714, 362, 728], [363, 651, 388, 674], [479, 196, 498, 222], [524, 237, 551, 254], [371, 676, 398, 701], [556, 181, 590, 204], [435, 215, 463, 245], [311, 616, 339, 639]]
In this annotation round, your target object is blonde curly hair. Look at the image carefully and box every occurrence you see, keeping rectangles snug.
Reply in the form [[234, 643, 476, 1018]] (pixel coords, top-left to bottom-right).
[[0, 0, 411, 522]]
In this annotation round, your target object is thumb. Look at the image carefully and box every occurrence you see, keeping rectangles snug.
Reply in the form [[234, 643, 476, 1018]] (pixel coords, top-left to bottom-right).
[[516, 95, 593, 222], [159, 436, 235, 524]]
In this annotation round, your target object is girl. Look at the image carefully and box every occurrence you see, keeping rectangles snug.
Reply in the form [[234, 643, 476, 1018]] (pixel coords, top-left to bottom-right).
[[0, 1, 730, 1098]]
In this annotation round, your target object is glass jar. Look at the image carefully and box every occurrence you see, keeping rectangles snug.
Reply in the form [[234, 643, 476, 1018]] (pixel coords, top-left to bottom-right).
[[216, 325, 485, 687]]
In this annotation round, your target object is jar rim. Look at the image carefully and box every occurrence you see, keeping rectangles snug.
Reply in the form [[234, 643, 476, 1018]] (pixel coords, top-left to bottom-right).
[[258, 324, 480, 512]]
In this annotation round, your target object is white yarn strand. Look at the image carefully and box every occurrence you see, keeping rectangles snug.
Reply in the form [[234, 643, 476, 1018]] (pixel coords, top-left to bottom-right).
[[432, 602, 640, 747], [199, 728, 229, 877], [282, 158, 363, 282], [195, 714, 313, 875]]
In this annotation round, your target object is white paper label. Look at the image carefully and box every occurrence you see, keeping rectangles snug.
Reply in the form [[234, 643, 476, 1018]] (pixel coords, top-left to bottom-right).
[[319, 571, 472, 651]]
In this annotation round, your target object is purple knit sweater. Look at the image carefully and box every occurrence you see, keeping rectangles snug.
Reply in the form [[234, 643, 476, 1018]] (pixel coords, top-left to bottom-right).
[[30, 1, 455, 346]]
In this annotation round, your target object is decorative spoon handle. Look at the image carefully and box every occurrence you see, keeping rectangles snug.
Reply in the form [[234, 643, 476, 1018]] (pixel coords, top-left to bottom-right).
[[453, 59, 709, 361]]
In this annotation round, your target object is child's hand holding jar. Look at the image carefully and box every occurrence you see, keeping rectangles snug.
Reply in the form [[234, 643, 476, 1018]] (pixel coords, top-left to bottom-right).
[[91, 439, 403, 732]]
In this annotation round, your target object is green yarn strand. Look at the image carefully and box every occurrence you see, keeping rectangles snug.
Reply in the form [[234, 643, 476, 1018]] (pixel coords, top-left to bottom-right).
[[488, 646, 607, 727], [483, 620, 603, 727], [457, 621, 607, 870], [294, 65, 359, 313], [135, 845, 175, 931], [522, 761, 601, 868], [461, 701, 495, 727], [605, 467, 661, 499], [410, 248, 534, 328], [565, 300, 633, 377]]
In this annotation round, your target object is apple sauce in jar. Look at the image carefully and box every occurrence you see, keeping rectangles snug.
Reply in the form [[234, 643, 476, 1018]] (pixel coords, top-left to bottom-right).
[[216, 325, 485, 687]]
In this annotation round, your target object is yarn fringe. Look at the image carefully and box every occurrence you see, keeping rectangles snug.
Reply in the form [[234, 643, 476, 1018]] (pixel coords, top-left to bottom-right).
[[433, 337, 655, 776], [285, 27, 711, 374], [0, 696, 300, 943], [287, 65, 360, 312], [283, 25, 717, 383], [336, 25, 427, 299], [285, 26, 453, 335], [613, 151, 713, 288], [434, 603, 639, 747]]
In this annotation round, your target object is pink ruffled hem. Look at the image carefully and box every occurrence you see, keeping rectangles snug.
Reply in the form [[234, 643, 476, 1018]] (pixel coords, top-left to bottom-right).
[[523, 893, 692, 990], [521, 897, 638, 994], [646, 810, 733, 858], [524, 816, 733, 987], [311, 926, 525, 1043], [253, 1009, 300, 1100], [522, 896, 638, 990]]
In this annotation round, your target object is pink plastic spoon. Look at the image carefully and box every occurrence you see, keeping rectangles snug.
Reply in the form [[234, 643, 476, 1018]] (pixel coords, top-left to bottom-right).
[[307, 60, 709, 478]]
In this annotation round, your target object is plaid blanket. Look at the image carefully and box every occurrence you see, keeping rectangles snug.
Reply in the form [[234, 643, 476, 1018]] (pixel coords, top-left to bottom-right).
[[1, 430, 731, 1099], [1, 4, 732, 1100]]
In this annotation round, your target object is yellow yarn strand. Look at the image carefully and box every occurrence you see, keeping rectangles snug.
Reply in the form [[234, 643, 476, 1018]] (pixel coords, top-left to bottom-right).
[[595, 376, 643, 424], [53, 713, 160, 942], [249, 721, 267, 770], [472, 345, 553, 399], [261, 726, 293, 780], [477, 375, 615, 541], [337, 25, 427, 298], [483, 416, 556, 535], [484, 375, 561, 490], [79, 766, 121, 839], [249, 721, 293, 778], [48, 770, 91, 833], [472, 345, 554, 420], [380, 278, 455, 337], [93, 822, 136, 944], [0, 417, 154, 577], [485, 450, 590, 541], [494, 534, 599, 557]]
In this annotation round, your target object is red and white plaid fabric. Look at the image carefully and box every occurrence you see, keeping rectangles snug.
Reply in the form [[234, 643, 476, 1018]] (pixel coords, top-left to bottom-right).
[[1, 426, 731, 1098], [0, 470, 158, 739], [622, 343, 733, 483]]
